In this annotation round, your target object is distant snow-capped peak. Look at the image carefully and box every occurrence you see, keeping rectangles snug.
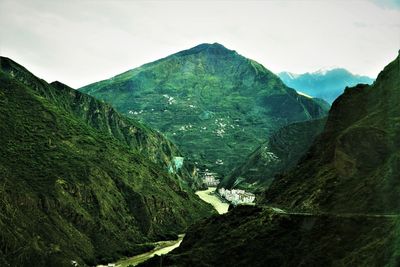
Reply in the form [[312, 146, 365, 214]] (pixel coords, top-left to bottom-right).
[[312, 66, 342, 75]]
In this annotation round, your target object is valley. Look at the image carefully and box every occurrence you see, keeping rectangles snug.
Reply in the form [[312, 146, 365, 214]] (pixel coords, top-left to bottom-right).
[[1, 39, 398, 267], [0, 57, 214, 267], [99, 187, 230, 267], [137, 53, 400, 267], [101, 235, 185, 267], [1, 0, 399, 265]]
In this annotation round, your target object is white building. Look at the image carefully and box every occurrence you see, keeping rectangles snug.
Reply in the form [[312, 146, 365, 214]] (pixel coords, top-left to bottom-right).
[[202, 171, 219, 186], [218, 188, 255, 204]]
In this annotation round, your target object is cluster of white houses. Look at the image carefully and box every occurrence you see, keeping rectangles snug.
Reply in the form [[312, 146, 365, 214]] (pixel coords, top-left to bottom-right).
[[201, 170, 220, 186], [198, 168, 255, 205], [218, 188, 255, 204]]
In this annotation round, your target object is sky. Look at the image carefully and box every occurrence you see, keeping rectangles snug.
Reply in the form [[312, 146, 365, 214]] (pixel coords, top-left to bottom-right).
[[0, 0, 399, 88]]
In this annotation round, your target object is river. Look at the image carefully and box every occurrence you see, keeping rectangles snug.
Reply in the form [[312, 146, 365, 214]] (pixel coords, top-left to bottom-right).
[[105, 234, 185, 267], [195, 187, 229, 214], [97, 187, 227, 267]]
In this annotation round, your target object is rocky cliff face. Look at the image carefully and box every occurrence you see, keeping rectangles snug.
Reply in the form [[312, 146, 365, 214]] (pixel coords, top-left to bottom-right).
[[138, 54, 400, 266], [219, 118, 326, 193], [0, 57, 214, 267], [80, 43, 329, 175]]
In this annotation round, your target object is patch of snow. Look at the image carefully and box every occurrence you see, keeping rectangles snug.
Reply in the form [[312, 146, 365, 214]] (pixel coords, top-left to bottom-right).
[[287, 72, 300, 79], [296, 91, 313, 98], [312, 66, 339, 76]]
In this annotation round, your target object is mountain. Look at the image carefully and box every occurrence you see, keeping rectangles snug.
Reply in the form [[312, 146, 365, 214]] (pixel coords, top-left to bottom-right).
[[278, 68, 374, 104], [266, 55, 400, 214], [80, 43, 329, 176], [0, 57, 214, 267], [140, 206, 397, 267], [138, 54, 400, 266], [219, 118, 326, 194]]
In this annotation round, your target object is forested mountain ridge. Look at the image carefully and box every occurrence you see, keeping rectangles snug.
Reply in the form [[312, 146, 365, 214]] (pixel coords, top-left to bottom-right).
[[0, 57, 214, 267], [138, 54, 400, 267], [266, 54, 400, 214], [80, 43, 329, 175]]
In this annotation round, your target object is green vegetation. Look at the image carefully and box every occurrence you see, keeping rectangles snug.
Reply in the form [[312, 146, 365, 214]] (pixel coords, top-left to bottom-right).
[[0, 57, 214, 266], [220, 118, 326, 194], [138, 54, 400, 266], [139, 206, 399, 267], [266, 54, 400, 214], [80, 43, 329, 175], [116, 235, 184, 267]]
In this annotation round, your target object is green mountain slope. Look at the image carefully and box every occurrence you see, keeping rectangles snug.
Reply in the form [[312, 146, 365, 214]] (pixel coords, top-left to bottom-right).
[[138, 54, 400, 266], [220, 118, 326, 194], [139, 206, 398, 267], [279, 68, 374, 104], [266, 54, 400, 214], [80, 43, 329, 175], [0, 57, 214, 267]]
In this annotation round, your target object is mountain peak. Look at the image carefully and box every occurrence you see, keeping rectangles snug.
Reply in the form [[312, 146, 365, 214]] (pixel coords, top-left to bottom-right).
[[191, 42, 228, 50], [313, 67, 347, 76], [278, 68, 375, 104], [176, 42, 236, 57], [80, 44, 328, 175]]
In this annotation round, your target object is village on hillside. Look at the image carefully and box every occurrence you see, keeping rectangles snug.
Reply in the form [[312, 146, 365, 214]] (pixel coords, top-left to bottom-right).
[[218, 188, 255, 205], [199, 169, 255, 205]]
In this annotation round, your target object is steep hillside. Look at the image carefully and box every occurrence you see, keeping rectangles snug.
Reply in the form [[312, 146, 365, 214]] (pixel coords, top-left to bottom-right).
[[279, 68, 374, 104], [266, 55, 400, 214], [80, 43, 329, 175], [0, 57, 214, 267], [138, 54, 400, 266], [220, 118, 326, 194], [139, 206, 399, 267]]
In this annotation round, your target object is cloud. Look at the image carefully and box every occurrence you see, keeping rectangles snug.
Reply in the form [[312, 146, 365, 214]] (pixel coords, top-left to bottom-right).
[[0, 0, 399, 88], [369, 0, 400, 9]]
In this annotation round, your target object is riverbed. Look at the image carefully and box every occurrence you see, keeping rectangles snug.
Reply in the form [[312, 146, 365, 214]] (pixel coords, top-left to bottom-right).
[[101, 234, 185, 267], [98, 187, 228, 267], [195, 187, 229, 214]]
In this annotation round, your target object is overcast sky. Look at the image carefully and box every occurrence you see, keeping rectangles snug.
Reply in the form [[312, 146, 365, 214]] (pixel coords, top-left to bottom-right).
[[1, 0, 399, 88]]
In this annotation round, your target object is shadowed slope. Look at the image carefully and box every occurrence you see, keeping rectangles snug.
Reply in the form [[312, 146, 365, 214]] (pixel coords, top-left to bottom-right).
[[266, 54, 400, 214], [220, 118, 326, 193], [0, 57, 214, 267], [137, 54, 400, 267]]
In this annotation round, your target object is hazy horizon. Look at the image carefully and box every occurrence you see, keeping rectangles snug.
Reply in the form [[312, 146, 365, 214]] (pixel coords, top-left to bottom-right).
[[1, 0, 399, 88]]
